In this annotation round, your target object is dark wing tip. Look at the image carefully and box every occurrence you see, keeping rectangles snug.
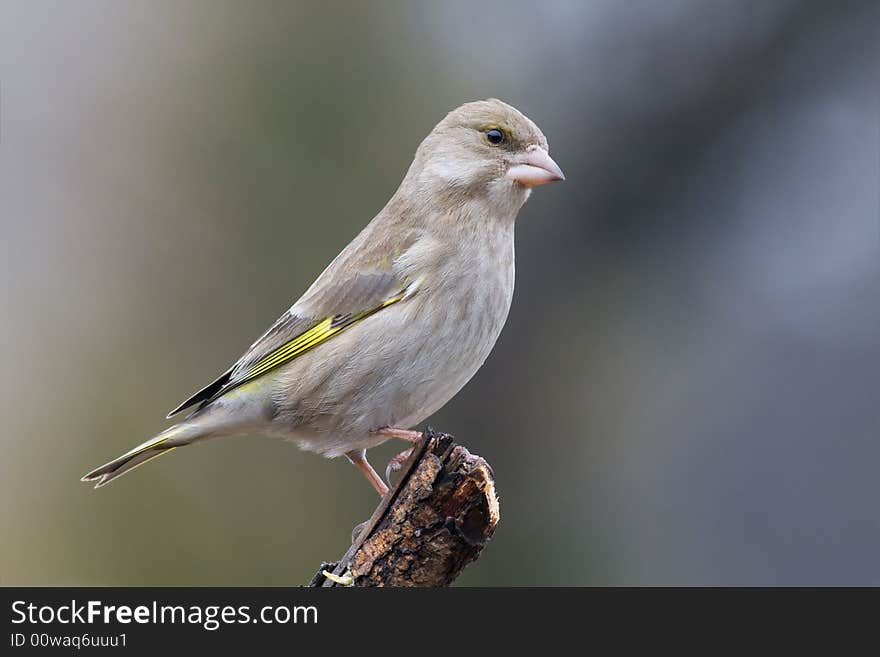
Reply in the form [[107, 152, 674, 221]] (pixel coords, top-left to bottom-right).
[[166, 369, 232, 418]]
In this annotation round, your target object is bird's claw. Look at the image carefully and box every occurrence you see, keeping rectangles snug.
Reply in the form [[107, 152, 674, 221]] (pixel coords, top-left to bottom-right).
[[351, 519, 370, 544], [385, 446, 414, 485]]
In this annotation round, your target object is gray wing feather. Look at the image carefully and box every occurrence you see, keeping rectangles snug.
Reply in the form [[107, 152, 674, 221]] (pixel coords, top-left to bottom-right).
[[166, 268, 408, 418]]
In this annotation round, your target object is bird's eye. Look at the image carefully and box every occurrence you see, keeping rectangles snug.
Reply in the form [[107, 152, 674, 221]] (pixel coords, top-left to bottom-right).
[[485, 128, 505, 145]]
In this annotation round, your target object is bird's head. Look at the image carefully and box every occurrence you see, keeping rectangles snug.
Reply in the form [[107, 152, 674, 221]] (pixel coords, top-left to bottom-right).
[[408, 99, 564, 212]]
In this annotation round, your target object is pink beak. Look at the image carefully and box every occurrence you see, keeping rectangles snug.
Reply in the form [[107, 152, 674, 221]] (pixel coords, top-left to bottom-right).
[[506, 146, 565, 187]]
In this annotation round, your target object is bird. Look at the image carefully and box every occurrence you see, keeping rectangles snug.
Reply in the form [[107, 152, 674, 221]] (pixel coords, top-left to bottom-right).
[[82, 98, 564, 497]]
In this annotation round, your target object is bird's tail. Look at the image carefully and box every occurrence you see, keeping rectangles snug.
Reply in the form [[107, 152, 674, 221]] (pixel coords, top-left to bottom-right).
[[81, 422, 203, 489]]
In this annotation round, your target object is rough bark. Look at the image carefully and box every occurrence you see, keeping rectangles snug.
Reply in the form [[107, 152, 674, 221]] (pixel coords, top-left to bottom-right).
[[308, 428, 499, 587]]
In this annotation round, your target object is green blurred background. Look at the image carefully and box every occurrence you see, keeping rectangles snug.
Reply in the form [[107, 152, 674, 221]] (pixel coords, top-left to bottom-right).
[[1, 0, 877, 585]]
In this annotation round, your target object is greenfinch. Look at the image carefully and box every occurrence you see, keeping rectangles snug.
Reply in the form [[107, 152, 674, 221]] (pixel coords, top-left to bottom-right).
[[83, 99, 564, 496]]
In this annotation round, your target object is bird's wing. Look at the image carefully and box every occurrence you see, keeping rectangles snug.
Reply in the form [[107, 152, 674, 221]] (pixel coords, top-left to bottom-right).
[[166, 265, 415, 418]]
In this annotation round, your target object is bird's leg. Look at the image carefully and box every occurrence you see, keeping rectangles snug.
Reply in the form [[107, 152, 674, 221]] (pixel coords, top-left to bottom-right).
[[345, 449, 389, 497], [385, 446, 414, 485], [374, 426, 423, 442]]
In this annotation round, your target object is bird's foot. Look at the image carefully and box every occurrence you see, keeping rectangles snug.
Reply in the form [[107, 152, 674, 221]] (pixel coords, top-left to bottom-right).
[[374, 426, 423, 442], [385, 446, 414, 485]]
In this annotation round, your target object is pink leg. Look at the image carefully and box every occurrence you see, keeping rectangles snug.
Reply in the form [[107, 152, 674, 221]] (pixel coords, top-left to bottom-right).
[[345, 449, 389, 497], [374, 426, 423, 442]]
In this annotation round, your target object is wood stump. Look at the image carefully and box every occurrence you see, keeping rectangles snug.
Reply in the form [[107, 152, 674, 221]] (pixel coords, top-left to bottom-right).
[[309, 429, 499, 587]]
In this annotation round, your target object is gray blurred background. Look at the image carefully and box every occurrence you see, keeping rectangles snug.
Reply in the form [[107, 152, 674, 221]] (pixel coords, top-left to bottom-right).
[[1, 0, 877, 585]]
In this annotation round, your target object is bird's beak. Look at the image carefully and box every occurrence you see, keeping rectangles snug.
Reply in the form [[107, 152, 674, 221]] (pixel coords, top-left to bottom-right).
[[506, 146, 565, 187]]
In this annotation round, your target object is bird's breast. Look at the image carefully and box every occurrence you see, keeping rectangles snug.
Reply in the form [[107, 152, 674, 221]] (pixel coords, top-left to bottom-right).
[[274, 226, 516, 454], [395, 227, 516, 411]]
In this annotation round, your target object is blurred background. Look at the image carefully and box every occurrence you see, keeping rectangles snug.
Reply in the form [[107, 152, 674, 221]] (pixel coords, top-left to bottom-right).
[[1, 0, 877, 585]]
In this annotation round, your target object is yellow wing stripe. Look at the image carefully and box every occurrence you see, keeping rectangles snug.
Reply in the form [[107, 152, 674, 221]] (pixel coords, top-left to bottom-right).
[[231, 289, 408, 388], [245, 321, 338, 380], [247, 317, 335, 377]]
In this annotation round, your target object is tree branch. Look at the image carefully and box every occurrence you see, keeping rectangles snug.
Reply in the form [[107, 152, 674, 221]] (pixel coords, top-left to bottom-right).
[[308, 428, 499, 587]]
